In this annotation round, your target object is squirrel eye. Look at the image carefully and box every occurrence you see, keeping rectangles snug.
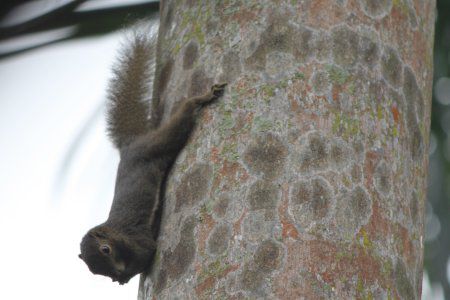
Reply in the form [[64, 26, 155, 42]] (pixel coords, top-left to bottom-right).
[[100, 245, 111, 255]]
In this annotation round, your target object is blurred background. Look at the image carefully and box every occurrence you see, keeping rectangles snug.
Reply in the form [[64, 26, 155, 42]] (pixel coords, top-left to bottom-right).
[[426, 0, 450, 299], [0, 0, 448, 299], [0, 1, 158, 299]]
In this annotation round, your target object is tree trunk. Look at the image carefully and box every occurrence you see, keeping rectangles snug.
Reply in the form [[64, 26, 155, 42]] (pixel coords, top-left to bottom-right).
[[139, 0, 435, 299]]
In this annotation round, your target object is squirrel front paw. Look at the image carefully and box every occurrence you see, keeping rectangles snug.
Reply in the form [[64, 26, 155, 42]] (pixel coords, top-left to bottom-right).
[[210, 83, 227, 99], [193, 83, 227, 105]]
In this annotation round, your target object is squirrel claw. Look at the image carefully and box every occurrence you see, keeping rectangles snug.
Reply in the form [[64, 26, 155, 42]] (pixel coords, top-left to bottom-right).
[[211, 83, 227, 98], [212, 83, 227, 89]]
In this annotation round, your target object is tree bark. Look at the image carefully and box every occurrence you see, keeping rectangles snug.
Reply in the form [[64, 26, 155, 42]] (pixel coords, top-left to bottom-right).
[[139, 0, 435, 299]]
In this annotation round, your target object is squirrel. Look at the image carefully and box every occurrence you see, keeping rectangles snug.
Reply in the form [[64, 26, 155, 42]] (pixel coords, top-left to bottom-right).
[[78, 21, 226, 285]]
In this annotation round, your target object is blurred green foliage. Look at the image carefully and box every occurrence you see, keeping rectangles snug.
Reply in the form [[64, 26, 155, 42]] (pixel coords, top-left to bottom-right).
[[426, 0, 450, 297]]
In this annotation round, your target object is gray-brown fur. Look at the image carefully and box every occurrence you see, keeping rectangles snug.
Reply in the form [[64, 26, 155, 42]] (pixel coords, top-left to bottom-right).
[[106, 25, 157, 148], [79, 24, 226, 284]]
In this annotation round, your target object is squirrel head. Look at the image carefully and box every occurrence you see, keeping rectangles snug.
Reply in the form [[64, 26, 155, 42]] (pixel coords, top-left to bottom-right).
[[79, 225, 154, 285]]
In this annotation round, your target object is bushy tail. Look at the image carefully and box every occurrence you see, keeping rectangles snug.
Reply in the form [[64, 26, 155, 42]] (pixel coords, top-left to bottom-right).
[[106, 22, 158, 149]]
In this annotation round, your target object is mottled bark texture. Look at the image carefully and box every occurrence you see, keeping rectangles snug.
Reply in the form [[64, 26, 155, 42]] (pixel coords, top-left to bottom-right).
[[139, 0, 435, 299]]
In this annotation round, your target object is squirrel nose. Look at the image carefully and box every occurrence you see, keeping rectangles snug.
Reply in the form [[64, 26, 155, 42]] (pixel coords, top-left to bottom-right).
[[116, 261, 126, 273]]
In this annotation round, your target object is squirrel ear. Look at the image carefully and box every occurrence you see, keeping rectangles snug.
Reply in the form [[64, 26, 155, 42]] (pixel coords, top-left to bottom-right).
[[91, 230, 106, 239]]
